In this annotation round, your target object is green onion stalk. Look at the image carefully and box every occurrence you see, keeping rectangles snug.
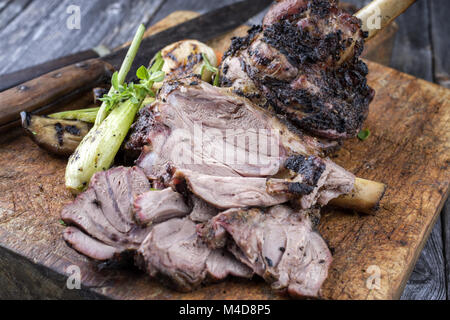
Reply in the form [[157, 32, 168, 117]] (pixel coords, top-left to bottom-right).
[[95, 24, 146, 126], [65, 24, 164, 193], [49, 95, 156, 124], [49, 107, 100, 123]]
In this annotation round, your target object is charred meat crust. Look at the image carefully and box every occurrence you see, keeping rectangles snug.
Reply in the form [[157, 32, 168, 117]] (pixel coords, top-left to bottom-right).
[[125, 107, 155, 159], [285, 155, 326, 186], [223, 25, 263, 60], [125, 105, 170, 161], [220, 0, 375, 140]]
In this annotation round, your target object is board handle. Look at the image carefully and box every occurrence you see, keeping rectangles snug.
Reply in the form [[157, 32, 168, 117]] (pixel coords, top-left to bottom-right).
[[0, 59, 113, 131], [0, 49, 101, 93]]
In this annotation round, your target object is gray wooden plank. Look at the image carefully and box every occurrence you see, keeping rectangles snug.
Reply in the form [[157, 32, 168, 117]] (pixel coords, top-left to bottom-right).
[[0, 0, 11, 13], [149, 0, 239, 25], [0, 0, 32, 30], [0, 0, 165, 74], [429, 0, 450, 89], [443, 199, 450, 299], [400, 217, 447, 300], [390, 0, 434, 82]]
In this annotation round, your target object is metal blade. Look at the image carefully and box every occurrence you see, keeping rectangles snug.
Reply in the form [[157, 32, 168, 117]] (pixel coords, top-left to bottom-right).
[[103, 0, 273, 81]]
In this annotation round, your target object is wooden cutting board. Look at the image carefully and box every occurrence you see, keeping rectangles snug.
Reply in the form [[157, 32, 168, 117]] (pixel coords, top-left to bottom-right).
[[0, 11, 448, 300]]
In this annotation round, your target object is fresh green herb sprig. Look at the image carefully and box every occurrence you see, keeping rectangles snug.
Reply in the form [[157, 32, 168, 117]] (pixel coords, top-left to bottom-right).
[[358, 129, 371, 141], [99, 52, 165, 111], [95, 25, 147, 126], [201, 53, 220, 86]]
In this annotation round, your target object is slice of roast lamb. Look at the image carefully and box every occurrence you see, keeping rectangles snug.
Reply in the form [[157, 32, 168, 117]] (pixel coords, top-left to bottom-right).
[[61, 167, 155, 261], [134, 78, 337, 183], [198, 205, 332, 298], [135, 217, 253, 292], [172, 153, 354, 211], [172, 169, 290, 209], [134, 188, 191, 225], [189, 195, 219, 223]]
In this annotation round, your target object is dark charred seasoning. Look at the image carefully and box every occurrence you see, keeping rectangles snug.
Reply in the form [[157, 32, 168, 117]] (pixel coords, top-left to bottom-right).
[[285, 155, 326, 186], [263, 21, 347, 65], [220, 0, 375, 139], [124, 107, 155, 159], [223, 25, 262, 59], [55, 123, 64, 146]]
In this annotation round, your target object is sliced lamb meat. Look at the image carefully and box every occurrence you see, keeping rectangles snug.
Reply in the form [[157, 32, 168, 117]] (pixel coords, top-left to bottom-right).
[[172, 154, 354, 211], [62, 167, 152, 261], [63, 227, 120, 261], [134, 188, 191, 225], [131, 79, 355, 209], [137, 79, 287, 181], [173, 169, 290, 210], [220, 0, 375, 140], [135, 218, 253, 292], [135, 78, 337, 184], [198, 205, 332, 298], [189, 196, 219, 223]]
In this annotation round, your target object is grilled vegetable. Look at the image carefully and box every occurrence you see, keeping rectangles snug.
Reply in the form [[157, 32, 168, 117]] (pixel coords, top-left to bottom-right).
[[21, 112, 92, 156], [65, 99, 142, 192], [65, 25, 165, 193], [95, 25, 147, 126], [156, 40, 218, 87], [49, 107, 100, 124], [48, 97, 155, 124]]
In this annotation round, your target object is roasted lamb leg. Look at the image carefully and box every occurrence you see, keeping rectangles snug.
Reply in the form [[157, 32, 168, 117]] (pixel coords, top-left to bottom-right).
[[130, 78, 383, 213], [220, 0, 375, 140]]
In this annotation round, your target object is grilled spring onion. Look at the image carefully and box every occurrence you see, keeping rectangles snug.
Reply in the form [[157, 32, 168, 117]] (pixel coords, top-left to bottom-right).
[[65, 25, 164, 194], [49, 107, 100, 123], [95, 25, 146, 125], [66, 99, 141, 193], [49, 95, 156, 124]]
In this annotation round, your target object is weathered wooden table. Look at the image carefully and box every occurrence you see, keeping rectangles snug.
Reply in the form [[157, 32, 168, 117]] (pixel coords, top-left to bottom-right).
[[0, 0, 448, 300]]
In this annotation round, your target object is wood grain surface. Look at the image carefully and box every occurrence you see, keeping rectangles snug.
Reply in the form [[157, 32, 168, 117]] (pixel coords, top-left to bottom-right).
[[0, 59, 114, 129], [0, 9, 448, 300]]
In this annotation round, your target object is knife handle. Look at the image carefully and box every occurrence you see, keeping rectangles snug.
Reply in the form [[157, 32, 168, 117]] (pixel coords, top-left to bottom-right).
[[0, 58, 114, 130], [0, 50, 101, 93]]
